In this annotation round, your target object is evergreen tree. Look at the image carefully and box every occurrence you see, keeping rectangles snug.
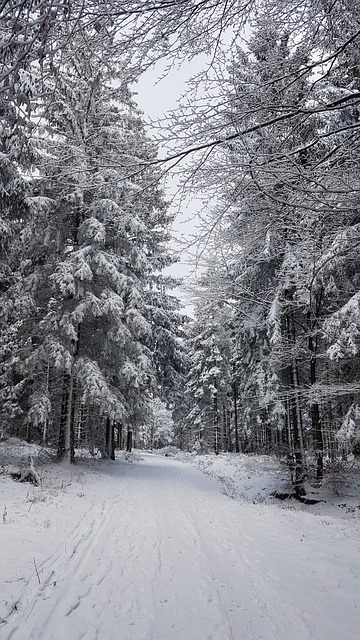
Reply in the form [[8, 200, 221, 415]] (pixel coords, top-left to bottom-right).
[[1, 28, 182, 461], [183, 287, 233, 454]]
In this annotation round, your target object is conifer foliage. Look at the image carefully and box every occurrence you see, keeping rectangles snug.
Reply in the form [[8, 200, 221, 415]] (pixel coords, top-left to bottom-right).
[[180, 10, 360, 485], [0, 23, 183, 460], [2, 1, 360, 483]]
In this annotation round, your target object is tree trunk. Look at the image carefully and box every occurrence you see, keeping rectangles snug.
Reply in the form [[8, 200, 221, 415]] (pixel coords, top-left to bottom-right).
[[64, 369, 75, 463], [57, 323, 80, 463], [109, 421, 115, 460], [233, 382, 241, 453], [213, 383, 220, 455], [42, 361, 50, 445], [286, 314, 306, 488], [76, 401, 85, 446], [126, 429, 133, 452], [222, 405, 228, 452], [308, 316, 324, 482], [105, 417, 115, 460], [57, 369, 75, 462], [227, 407, 232, 452], [117, 423, 123, 449], [150, 418, 155, 451], [57, 373, 70, 461]]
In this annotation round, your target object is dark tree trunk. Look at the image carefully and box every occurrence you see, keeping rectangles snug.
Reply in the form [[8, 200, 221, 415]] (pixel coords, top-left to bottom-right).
[[57, 372, 75, 463], [126, 429, 133, 452], [104, 417, 110, 459], [286, 314, 306, 488], [109, 422, 115, 460], [105, 417, 115, 460], [57, 323, 80, 462], [117, 423, 123, 449], [308, 313, 324, 482], [312, 401, 323, 481], [57, 373, 70, 461], [227, 407, 232, 452]]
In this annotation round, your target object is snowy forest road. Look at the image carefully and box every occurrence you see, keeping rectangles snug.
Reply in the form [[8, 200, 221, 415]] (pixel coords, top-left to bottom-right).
[[3, 454, 358, 640]]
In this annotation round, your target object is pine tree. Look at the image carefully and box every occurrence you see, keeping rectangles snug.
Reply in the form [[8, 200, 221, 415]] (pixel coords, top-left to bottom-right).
[[183, 286, 233, 454], [1, 28, 181, 461]]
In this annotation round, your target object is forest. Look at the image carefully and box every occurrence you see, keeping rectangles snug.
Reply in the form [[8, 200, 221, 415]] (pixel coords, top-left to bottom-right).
[[1, 0, 360, 491]]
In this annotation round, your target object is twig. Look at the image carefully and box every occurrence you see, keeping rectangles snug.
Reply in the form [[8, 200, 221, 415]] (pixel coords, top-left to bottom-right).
[[32, 557, 41, 584]]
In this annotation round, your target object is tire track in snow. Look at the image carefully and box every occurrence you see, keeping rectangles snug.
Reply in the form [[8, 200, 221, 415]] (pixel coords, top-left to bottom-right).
[[2, 476, 120, 640], [2, 455, 327, 639], [146, 461, 316, 640]]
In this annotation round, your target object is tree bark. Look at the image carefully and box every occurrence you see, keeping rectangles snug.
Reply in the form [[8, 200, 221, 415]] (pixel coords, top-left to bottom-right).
[[213, 382, 220, 455], [64, 368, 75, 463], [117, 423, 123, 449], [286, 314, 306, 488], [126, 429, 133, 452], [308, 312, 324, 482], [233, 381, 241, 453], [57, 372, 70, 461], [105, 417, 115, 460]]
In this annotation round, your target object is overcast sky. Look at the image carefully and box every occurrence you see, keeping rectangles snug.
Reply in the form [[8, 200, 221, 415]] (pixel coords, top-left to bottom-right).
[[133, 58, 208, 315]]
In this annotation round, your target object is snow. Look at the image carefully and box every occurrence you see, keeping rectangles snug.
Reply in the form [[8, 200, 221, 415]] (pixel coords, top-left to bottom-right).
[[0, 441, 359, 639]]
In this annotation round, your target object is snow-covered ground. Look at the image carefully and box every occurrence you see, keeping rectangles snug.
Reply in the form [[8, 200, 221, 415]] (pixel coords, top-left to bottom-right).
[[0, 440, 359, 639]]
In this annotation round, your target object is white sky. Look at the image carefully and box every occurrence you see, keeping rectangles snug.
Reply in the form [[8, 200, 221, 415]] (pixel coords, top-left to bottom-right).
[[133, 58, 208, 315]]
